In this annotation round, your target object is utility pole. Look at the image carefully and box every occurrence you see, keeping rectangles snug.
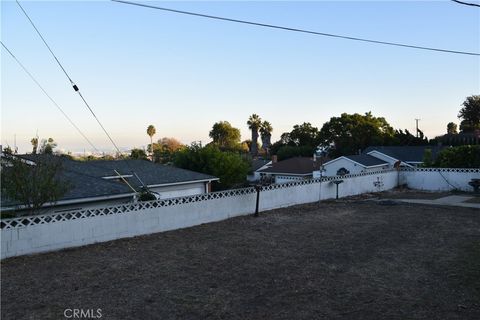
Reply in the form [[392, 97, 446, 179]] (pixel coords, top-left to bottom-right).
[[415, 119, 421, 138]]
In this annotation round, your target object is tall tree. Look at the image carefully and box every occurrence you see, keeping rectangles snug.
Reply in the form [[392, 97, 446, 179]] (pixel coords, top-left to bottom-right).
[[209, 121, 241, 150], [146, 125, 156, 159], [289, 122, 320, 147], [458, 95, 480, 133], [31, 137, 38, 154], [1, 156, 71, 215], [389, 129, 428, 146], [447, 122, 458, 134], [39, 138, 57, 154], [318, 112, 395, 157], [247, 114, 262, 157], [152, 137, 185, 164], [130, 148, 148, 160], [173, 143, 249, 190], [259, 121, 273, 155], [270, 123, 320, 159]]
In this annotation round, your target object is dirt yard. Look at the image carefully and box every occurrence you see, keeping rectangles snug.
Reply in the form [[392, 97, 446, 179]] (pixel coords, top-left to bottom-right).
[[1, 193, 479, 319]]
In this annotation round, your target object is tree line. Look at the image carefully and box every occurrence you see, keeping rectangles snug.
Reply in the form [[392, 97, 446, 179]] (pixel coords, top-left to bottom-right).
[[3, 95, 477, 204]]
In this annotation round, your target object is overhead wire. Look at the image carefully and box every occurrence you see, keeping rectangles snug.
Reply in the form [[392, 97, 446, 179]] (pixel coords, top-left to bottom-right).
[[1, 41, 99, 153], [111, 0, 480, 57], [451, 0, 480, 8], [15, 0, 147, 190], [15, 0, 121, 153]]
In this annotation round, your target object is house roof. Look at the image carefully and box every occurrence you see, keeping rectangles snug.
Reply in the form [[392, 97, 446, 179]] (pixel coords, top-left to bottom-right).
[[2, 155, 218, 208], [258, 157, 320, 175], [363, 146, 444, 163], [343, 154, 389, 167], [18, 155, 217, 186], [250, 159, 272, 172]]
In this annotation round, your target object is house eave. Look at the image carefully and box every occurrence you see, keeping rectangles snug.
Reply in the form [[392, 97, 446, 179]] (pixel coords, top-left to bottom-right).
[[260, 172, 313, 176], [323, 156, 388, 169], [1, 192, 136, 212], [146, 178, 219, 188]]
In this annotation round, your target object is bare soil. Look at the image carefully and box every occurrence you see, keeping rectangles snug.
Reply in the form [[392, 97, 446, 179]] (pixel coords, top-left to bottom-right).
[[1, 195, 479, 320]]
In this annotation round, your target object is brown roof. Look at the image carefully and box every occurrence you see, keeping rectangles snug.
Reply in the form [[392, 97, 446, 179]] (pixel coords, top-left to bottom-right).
[[258, 157, 320, 175]]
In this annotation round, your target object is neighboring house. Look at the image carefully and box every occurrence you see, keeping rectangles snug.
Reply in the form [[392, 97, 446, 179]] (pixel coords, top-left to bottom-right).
[[319, 154, 389, 177], [363, 146, 444, 167], [247, 159, 272, 182], [1, 154, 218, 214], [258, 157, 320, 184]]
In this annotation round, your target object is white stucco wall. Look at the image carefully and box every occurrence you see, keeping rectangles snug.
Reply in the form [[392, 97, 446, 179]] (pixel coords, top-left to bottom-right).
[[275, 175, 308, 184], [149, 182, 206, 199], [400, 168, 480, 192], [4, 169, 478, 259], [1, 170, 398, 259], [323, 157, 389, 176], [2, 190, 257, 259]]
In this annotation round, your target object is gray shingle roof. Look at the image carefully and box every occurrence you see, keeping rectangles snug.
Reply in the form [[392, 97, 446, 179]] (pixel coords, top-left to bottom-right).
[[2, 155, 218, 207], [75, 159, 218, 187], [250, 159, 271, 172], [344, 154, 389, 167], [258, 157, 320, 175], [363, 146, 445, 162]]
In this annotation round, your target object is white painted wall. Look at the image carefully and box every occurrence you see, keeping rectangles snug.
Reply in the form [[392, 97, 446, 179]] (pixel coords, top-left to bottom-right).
[[400, 168, 480, 192], [1, 170, 398, 259], [323, 157, 389, 176], [1, 190, 257, 259], [3, 169, 478, 259], [149, 182, 206, 199], [275, 175, 308, 184]]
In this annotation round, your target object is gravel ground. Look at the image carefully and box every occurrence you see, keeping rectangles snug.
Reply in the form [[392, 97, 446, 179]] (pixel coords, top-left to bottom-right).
[[1, 196, 480, 320]]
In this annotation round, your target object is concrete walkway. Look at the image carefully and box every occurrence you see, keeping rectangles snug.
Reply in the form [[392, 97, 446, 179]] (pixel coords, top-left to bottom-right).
[[395, 195, 480, 209]]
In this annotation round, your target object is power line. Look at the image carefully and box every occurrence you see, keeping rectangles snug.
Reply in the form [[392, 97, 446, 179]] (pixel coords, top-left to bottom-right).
[[1, 41, 99, 153], [16, 0, 123, 156], [15, 0, 147, 190], [112, 0, 480, 57], [451, 0, 480, 8], [15, 0, 73, 83]]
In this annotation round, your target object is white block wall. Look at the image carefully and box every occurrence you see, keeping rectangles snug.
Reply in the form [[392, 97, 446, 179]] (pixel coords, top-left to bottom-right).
[[400, 168, 480, 192], [1, 170, 399, 259], [1, 191, 257, 259], [261, 170, 398, 210]]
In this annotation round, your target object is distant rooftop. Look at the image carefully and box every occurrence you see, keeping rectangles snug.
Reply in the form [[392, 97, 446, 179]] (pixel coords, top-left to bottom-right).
[[2, 154, 218, 208], [363, 146, 445, 163], [258, 157, 320, 175], [344, 154, 389, 167]]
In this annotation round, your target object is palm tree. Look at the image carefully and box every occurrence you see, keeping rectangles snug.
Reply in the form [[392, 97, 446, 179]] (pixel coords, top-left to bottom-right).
[[260, 121, 273, 156], [247, 114, 262, 157], [30, 137, 38, 154], [146, 125, 156, 160]]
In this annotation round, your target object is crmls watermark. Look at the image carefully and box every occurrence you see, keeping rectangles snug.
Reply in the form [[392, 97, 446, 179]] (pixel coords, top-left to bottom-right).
[[63, 309, 102, 319]]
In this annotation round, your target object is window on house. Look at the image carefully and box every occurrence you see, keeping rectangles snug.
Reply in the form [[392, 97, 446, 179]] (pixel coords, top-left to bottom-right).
[[336, 167, 350, 176]]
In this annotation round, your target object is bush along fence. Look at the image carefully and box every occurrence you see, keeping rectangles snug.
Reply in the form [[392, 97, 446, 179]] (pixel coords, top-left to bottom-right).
[[1, 168, 479, 259]]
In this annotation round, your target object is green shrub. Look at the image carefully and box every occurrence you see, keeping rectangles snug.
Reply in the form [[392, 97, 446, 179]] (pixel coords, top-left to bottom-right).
[[433, 145, 480, 168]]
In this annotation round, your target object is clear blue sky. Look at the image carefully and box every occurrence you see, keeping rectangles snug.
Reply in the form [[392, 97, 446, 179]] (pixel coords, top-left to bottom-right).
[[2, 0, 479, 153]]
